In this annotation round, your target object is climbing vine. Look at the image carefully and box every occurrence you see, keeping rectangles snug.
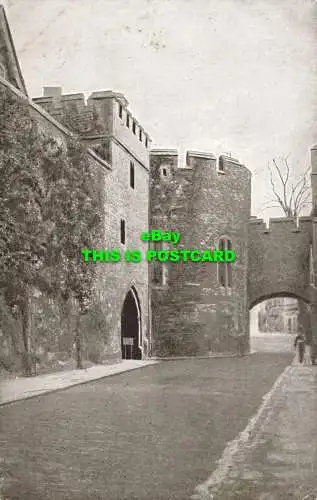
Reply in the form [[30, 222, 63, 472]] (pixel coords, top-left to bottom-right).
[[0, 86, 103, 374]]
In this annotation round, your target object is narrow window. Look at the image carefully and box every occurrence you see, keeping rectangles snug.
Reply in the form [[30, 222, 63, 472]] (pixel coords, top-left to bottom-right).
[[145, 136, 148, 148], [139, 129, 142, 142], [217, 155, 224, 172], [218, 239, 226, 287], [227, 260, 232, 288], [162, 168, 167, 176], [152, 240, 162, 284], [218, 238, 232, 288], [153, 262, 162, 284], [126, 114, 130, 128], [130, 161, 135, 189], [119, 103, 123, 118], [120, 219, 126, 244], [162, 264, 168, 286], [132, 121, 136, 134], [227, 239, 232, 287]]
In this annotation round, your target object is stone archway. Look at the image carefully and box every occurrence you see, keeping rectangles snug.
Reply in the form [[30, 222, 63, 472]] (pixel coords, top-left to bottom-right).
[[248, 216, 312, 313], [121, 287, 142, 360], [249, 293, 311, 351], [249, 291, 311, 311]]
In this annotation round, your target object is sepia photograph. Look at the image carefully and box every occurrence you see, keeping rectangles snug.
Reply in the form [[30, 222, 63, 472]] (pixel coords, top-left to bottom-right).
[[0, 0, 317, 498]]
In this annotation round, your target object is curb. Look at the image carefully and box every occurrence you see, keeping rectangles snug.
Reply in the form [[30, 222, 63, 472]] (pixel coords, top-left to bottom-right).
[[191, 360, 295, 500], [0, 361, 159, 408]]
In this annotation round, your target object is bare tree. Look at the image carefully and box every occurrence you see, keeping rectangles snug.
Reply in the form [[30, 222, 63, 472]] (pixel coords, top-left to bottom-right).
[[261, 155, 311, 218]]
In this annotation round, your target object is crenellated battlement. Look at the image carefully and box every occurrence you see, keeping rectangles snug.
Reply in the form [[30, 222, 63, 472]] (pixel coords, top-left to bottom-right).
[[150, 148, 250, 176], [248, 214, 312, 309], [249, 216, 312, 234], [151, 149, 178, 156], [186, 150, 217, 162], [33, 87, 151, 149]]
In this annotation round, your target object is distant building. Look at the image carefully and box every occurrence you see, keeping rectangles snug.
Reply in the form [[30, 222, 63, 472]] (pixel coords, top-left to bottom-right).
[[258, 298, 299, 333]]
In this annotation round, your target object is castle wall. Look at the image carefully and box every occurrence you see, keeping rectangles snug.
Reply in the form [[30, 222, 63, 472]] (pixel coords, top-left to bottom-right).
[[2, 78, 150, 367], [33, 93, 98, 136], [33, 87, 151, 360], [149, 151, 251, 356], [248, 217, 312, 308], [112, 96, 150, 167], [93, 139, 150, 359]]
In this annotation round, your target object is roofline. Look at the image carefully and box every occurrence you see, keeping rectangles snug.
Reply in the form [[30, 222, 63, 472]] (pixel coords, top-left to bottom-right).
[[0, 5, 28, 96]]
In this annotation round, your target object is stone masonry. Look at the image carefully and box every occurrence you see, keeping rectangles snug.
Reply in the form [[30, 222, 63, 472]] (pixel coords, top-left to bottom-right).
[[149, 150, 251, 356], [32, 87, 152, 361], [1, 3, 317, 362]]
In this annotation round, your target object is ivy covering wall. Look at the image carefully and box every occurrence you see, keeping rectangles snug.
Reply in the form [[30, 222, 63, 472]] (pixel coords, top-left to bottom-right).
[[0, 85, 109, 375]]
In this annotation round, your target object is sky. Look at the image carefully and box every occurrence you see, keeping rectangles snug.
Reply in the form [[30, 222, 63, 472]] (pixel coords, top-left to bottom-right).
[[4, 0, 317, 219]]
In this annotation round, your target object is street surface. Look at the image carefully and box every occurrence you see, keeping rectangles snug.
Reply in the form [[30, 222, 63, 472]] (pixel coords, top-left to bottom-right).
[[250, 332, 296, 354], [212, 363, 317, 499], [0, 350, 292, 500]]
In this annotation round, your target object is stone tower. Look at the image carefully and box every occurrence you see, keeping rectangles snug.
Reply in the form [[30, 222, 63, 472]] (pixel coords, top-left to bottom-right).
[[34, 88, 152, 360], [149, 150, 251, 357]]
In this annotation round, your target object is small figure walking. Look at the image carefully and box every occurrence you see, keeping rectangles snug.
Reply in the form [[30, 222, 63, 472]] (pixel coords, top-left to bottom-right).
[[294, 326, 306, 364]]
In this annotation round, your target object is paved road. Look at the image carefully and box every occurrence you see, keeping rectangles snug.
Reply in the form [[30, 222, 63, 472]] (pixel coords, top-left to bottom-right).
[[0, 353, 293, 500], [214, 365, 317, 499], [251, 333, 296, 354]]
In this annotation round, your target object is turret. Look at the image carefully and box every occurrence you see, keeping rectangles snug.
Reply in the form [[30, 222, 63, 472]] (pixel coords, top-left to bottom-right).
[[149, 149, 252, 356], [33, 87, 151, 169]]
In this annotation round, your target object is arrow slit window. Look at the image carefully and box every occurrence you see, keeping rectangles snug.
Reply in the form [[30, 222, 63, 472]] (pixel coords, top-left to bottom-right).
[[130, 161, 135, 189], [151, 241, 168, 286], [152, 241, 162, 284], [218, 238, 232, 288]]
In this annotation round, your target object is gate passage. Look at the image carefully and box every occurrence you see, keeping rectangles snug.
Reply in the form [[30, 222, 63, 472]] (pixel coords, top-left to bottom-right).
[[121, 288, 142, 360]]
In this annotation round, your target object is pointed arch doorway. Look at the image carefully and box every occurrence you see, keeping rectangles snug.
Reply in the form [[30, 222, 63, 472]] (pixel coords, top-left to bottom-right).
[[121, 287, 142, 360]]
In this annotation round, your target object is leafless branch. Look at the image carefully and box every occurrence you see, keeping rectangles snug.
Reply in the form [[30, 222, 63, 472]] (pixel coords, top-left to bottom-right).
[[272, 158, 288, 212], [264, 156, 311, 218], [260, 204, 283, 212], [294, 178, 310, 216], [291, 164, 311, 194], [268, 161, 287, 214]]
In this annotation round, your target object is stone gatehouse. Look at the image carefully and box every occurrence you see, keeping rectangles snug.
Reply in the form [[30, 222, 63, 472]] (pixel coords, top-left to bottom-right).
[[1, 4, 316, 366]]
